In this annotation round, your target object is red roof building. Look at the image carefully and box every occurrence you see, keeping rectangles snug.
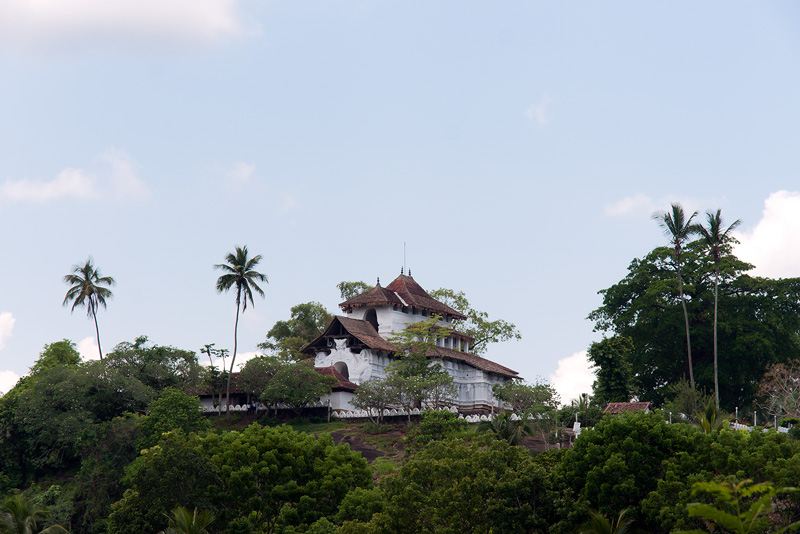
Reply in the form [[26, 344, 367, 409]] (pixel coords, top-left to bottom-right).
[[302, 272, 518, 412]]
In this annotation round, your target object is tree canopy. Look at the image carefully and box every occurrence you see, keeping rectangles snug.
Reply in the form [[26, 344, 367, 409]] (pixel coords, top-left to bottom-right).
[[429, 288, 521, 355], [259, 301, 332, 361], [589, 242, 800, 409]]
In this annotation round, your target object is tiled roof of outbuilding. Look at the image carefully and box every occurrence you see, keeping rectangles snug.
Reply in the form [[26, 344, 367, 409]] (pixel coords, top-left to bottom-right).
[[603, 401, 651, 414], [316, 366, 358, 392]]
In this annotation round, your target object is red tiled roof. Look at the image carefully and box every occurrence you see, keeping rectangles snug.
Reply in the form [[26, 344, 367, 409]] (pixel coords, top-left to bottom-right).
[[301, 316, 396, 355], [301, 316, 518, 379], [603, 402, 651, 414], [432, 346, 519, 378], [340, 274, 466, 321], [316, 366, 358, 392]]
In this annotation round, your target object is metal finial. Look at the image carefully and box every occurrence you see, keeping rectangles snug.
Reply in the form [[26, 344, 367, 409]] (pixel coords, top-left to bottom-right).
[[409, 268, 412, 277], [377, 276, 380, 286], [401, 266, 404, 275]]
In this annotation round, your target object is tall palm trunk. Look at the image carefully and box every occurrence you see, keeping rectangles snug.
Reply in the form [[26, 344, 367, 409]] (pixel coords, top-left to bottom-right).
[[677, 268, 694, 389], [713, 267, 720, 410], [225, 289, 241, 419], [91, 306, 103, 361]]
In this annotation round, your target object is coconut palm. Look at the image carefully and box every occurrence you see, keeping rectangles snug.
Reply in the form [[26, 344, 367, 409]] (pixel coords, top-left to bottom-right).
[[159, 507, 214, 534], [0, 494, 68, 534], [578, 508, 634, 534], [694, 209, 741, 410], [62, 258, 115, 361], [215, 245, 267, 416], [653, 203, 698, 389]]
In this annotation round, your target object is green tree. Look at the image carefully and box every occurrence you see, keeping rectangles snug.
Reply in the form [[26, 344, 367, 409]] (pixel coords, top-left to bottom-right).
[[214, 245, 268, 416], [493, 380, 561, 447], [107, 431, 219, 534], [29, 340, 81, 376], [693, 399, 729, 434], [158, 507, 214, 534], [351, 378, 395, 425], [493, 379, 561, 414], [105, 336, 203, 393], [137, 388, 210, 449], [71, 414, 141, 534], [676, 479, 800, 534], [62, 257, 115, 361], [405, 409, 469, 452], [477, 412, 535, 446], [259, 302, 332, 361], [14, 362, 153, 471], [198, 424, 370, 534], [578, 509, 635, 534], [238, 355, 282, 398], [337, 281, 374, 301], [387, 316, 457, 418], [429, 288, 521, 355], [640, 429, 800, 532], [694, 209, 741, 409], [553, 411, 695, 532], [364, 437, 551, 533], [586, 336, 634, 404], [0, 494, 68, 534], [260, 361, 335, 416], [653, 203, 699, 390], [589, 242, 800, 409]]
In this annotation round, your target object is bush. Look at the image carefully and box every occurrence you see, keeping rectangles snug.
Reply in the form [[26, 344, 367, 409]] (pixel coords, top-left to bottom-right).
[[405, 410, 469, 452]]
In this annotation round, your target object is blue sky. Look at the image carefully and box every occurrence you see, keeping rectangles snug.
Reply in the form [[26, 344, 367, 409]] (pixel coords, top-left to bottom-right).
[[2, 1, 800, 403]]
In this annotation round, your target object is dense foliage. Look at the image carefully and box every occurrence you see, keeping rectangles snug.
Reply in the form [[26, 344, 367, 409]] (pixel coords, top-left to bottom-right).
[[589, 242, 800, 409]]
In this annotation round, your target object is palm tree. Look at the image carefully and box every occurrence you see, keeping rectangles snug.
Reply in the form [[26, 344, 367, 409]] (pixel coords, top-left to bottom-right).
[[159, 507, 214, 534], [653, 203, 698, 389], [694, 209, 741, 410], [215, 245, 267, 416], [578, 508, 634, 534], [477, 413, 534, 446], [694, 399, 729, 434], [0, 494, 68, 534], [62, 258, 115, 361]]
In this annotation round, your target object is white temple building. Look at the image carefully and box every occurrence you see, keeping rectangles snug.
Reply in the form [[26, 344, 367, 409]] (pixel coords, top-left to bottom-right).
[[302, 272, 519, 413]]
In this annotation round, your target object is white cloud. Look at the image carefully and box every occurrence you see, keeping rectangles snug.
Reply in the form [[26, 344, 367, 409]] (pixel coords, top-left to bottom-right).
[[231, 351, 261, 371], [0, 312, 16, 350], [0, 370, 21, 395], [225, 161, 256, 186], [525, 93, 553, 126], [0, 149, 149, 204], [549, 350, 595, 406], [0, 0, 256, 51], [735, 190, 800, 278], [102, 148, 150, 200], [0, 168, 97, 203], [77, 336, 100, 361]]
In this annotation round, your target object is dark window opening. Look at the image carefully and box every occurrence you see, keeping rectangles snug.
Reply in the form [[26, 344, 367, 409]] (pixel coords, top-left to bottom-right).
[[365, 309, 379, 332]]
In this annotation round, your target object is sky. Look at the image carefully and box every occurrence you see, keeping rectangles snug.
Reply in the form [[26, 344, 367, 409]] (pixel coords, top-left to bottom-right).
[[2, 1, 800, 404]]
